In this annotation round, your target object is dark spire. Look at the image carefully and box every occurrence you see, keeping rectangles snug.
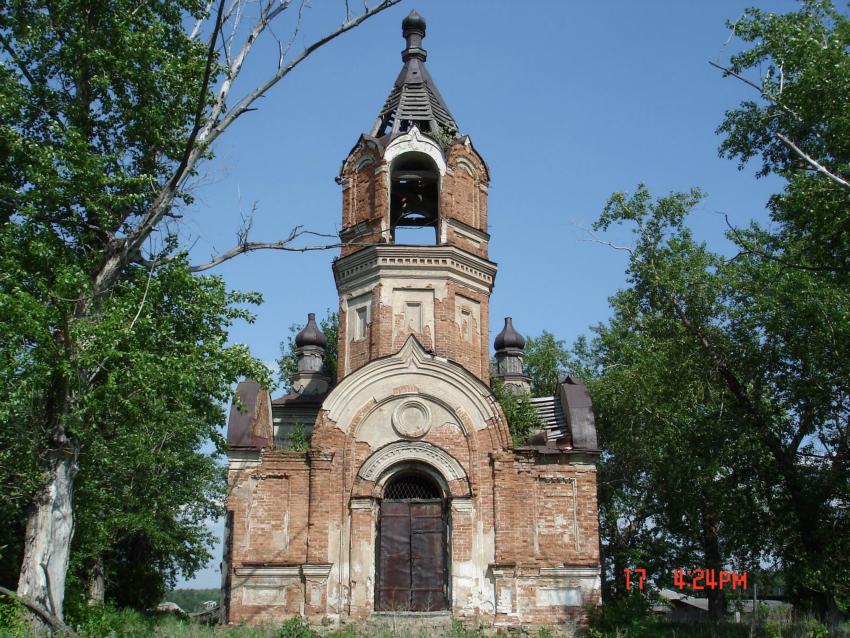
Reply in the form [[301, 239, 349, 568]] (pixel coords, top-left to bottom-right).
[[370, 10, 458, 139], [494, 317, 526, 351], [401, 10, 426, 62], [295, 313, 327, 348]]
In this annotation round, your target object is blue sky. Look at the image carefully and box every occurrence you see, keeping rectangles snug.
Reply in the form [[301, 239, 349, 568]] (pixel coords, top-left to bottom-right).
[[175, 0, 794, 589]]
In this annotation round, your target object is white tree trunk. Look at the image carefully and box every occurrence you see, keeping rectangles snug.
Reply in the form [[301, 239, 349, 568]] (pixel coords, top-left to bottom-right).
[[17, 444, 78, 621]]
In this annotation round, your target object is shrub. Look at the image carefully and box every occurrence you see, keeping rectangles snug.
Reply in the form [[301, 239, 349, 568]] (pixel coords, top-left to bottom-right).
[[69, 603, 153, 637], [0, 598, 29, 638], [278, 617, 318, 638], [587, 592, 657, 633]]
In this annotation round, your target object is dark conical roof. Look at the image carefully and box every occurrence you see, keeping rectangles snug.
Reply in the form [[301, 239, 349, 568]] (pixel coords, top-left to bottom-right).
[[494, 317, 525, 351], [370, 11, 458, 139], [295, 313, 326, 348]]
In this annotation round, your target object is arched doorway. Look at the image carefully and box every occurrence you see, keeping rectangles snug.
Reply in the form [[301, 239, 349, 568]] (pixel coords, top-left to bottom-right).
[[376, 468, 448, 612]]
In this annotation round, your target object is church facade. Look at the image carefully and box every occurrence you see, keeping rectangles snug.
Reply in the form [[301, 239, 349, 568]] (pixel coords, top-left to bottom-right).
[[222, 11, 601, 630]]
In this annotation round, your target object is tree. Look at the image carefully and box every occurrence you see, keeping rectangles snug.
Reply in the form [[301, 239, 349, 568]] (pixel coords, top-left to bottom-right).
[[581, 1, 850, 622], [64, 260, 266, 610], [277, 311, 339, 391], [584, 184, 850, 620], [714, 0, 850, 274], [490, 379, 541, 447], [0, 0, 398, 621], [524, 331, 572, 396], [579, 188, 771, 619]]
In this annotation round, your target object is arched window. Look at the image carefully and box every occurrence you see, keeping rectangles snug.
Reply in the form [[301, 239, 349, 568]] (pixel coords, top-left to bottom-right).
[[390, 152, 439, 244], [383, 470, 442, 500]]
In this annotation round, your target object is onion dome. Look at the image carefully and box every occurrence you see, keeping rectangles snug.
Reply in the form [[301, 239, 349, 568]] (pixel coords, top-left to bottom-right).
[[295, 313, 326, 348], [494, 317, 525, 351], [402, 10, 426, 38]]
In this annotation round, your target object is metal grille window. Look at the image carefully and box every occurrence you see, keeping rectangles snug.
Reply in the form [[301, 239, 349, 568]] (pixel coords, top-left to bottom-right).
[[384, 473, 440, 500]]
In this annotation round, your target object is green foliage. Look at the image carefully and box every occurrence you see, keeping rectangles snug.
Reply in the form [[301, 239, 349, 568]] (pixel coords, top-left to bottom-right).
[[0, 0, 269, 613], [283, 423, 311, 452], [277, 617, 316, 638], [491, 379, 541, 446], [524, 331, 572, 396], [448, 619, 487, 638], [717, 0, 850, 273], [324, 626, 363, 638], [583, 183, 850, 611], [0, 597, 28, 638], [61, 259, 268, 608], [67, 603, 153, 638], [582, 1, 850, 620], [587, 623, 753, 638], [277, 311, 339, 391], [587, 591, 657, 634]]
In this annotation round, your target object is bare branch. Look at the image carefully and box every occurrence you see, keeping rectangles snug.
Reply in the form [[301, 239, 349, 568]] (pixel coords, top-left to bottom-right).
[[710, 60, 850, 192], [189, 0, 216, 40], [573, 221, 635, 254], [205, 0, 401, 149], [775, 132, 850, 191], [93, 0, 398, 297], [581, 236, 634, 255], [709, 60, 802, 124], [188, 226, 351, 272]]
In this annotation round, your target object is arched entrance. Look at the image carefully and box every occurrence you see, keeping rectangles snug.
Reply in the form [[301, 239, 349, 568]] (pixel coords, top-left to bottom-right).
[[375, 468, 448, 612]]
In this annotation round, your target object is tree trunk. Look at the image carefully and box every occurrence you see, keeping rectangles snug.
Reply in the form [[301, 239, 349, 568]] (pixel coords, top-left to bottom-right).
[[17, 437, 79, 621], [86, 556, 105, 606], [703, 522, 725, 622]]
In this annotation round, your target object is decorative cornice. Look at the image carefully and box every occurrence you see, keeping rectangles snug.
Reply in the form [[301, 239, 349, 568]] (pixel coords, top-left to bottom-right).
[[446, 217, 490, 243], [301, 564, 333, 578], [333, 245, 497, 296], [539, 566, 601, 578], [451, 497, 473, 512], [350, 497, 375, 511]]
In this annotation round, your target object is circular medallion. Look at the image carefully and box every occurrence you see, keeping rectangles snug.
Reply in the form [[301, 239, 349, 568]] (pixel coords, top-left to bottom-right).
[[392, 400, 432, 439]]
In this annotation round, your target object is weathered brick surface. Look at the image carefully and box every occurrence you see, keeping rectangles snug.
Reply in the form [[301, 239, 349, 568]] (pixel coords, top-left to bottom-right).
[[225, 131, 600, 629]]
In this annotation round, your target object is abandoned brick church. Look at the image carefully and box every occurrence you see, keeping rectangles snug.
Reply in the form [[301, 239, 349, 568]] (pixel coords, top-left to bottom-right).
[[222, 11, 601, 629]]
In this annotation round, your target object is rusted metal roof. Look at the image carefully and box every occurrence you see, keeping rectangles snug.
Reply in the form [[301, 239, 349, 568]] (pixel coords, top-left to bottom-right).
[[558, 376, 599, 451], [527, 377, 600, 453], [370, 11, 458, 139], [226, 380, 272, 449]]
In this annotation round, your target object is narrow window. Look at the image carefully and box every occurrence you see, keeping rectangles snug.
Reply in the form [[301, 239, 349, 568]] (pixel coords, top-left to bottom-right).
[[355, 307, 368, 340], [461, 308, 472, 341], [404, 302, 422, 333]]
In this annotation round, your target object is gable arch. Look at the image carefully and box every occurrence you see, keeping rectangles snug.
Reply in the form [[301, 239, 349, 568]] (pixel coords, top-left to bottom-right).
[[321, 336, 510, 449]]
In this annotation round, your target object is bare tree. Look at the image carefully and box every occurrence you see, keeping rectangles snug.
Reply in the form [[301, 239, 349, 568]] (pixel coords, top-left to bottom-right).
[[13, 0, 400, 623]]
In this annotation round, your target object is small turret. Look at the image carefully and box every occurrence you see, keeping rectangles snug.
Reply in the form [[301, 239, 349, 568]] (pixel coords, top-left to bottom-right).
[[291, 313, 329, 395], [493, 317, 530, 392]]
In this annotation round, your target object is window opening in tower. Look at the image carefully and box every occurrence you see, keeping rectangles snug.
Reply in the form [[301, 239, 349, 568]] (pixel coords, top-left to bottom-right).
[[390, 152, 439, 245]]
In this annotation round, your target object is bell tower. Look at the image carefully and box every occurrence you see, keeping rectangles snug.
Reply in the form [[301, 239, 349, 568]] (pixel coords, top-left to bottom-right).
[[334, 10, 496, 382]]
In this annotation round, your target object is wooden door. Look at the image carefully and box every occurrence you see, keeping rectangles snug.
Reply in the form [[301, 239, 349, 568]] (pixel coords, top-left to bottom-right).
[[376, 499, 447, 611]]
